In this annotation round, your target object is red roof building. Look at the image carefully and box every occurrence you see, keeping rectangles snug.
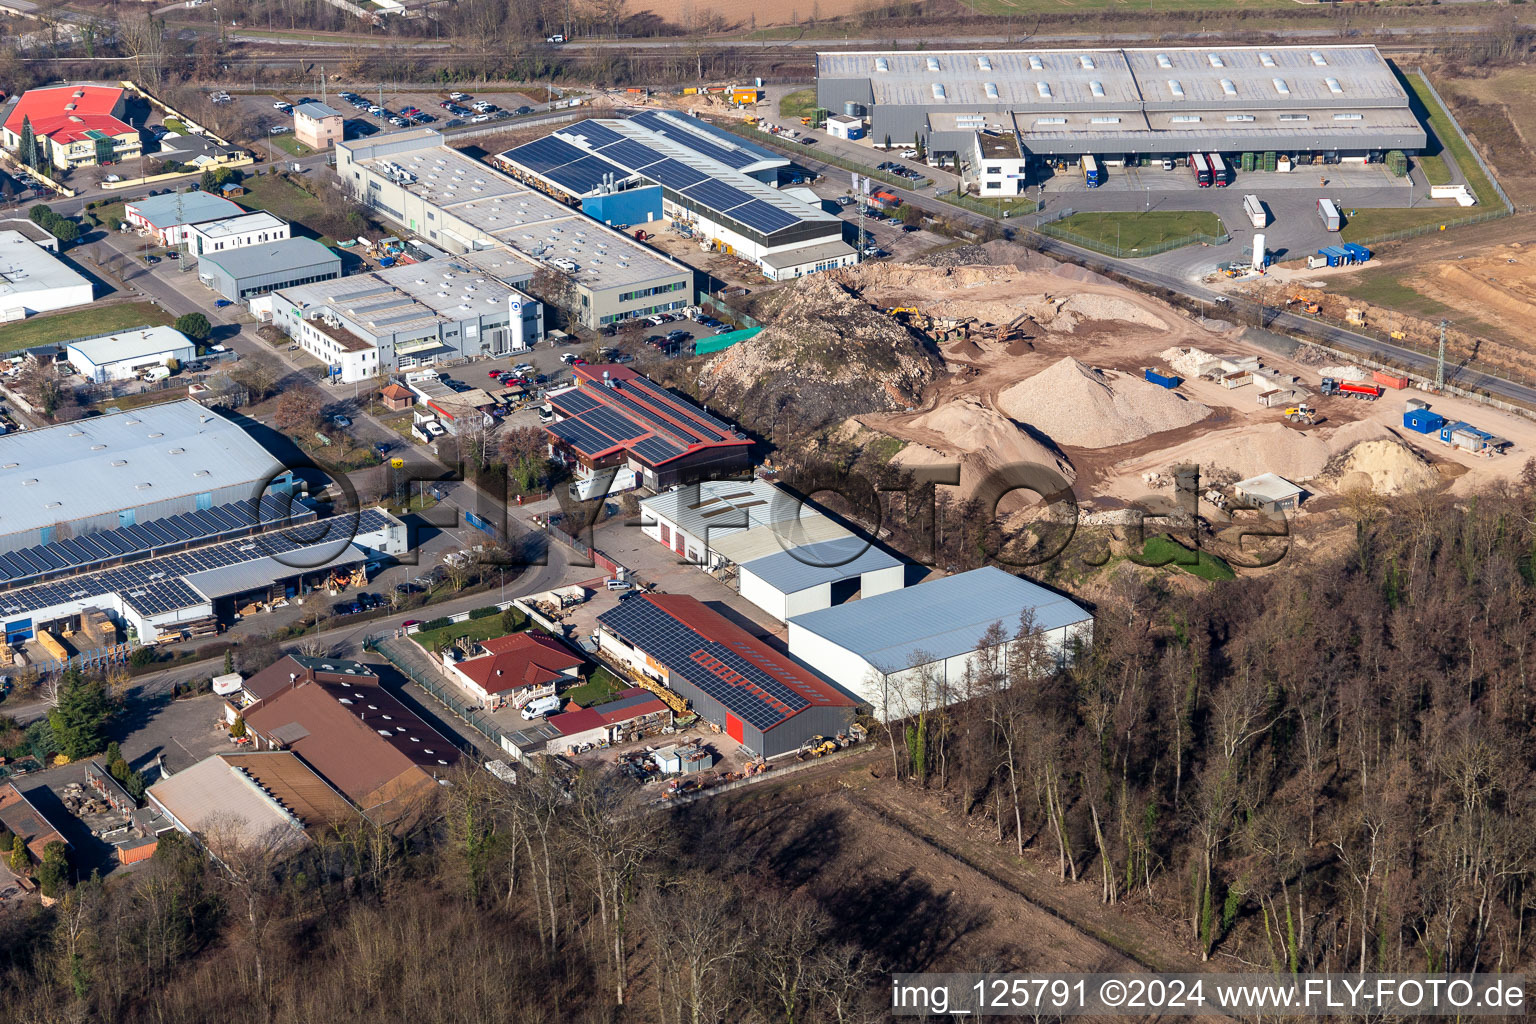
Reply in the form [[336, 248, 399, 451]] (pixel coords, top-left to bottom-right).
[[544, 364, 750, 498], [596, 593, 856, 758], [545, 687, 672, 752], [445, 632, 585, 706], [2, 85, 141, 170]]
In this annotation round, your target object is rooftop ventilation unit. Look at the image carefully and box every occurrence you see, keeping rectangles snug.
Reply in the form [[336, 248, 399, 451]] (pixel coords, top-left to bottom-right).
[[1170, 114, 1202, 123], [1226, 114, 1255, 122], [1333, 112, 1363, 121], [1090, 116, 1120, 124]]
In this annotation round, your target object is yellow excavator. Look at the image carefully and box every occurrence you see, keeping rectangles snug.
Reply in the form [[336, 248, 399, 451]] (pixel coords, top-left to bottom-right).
[[1284, 404, 1317, 425]]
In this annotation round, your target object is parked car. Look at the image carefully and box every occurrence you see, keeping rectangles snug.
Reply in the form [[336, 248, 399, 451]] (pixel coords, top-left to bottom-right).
[[143, 254, 160, 265], [273, 101, 292, 111], [449, 92, 470, 101], [332, 414, 351, 428], [445, 119, 465, 128], [470, 114, 491, 123], [214, 299, 233, 308], [515, 105, 533, 115], [269, 126, 290, 135]]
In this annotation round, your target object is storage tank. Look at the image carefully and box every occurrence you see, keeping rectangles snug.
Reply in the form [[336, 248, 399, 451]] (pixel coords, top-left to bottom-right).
[[844, 101, 866, 118], [1252, 232, 1267, 272]]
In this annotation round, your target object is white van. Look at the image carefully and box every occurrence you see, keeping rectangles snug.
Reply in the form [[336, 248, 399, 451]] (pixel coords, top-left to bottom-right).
[[143, 365, 171, 383], [604, 579, 631, 591], [521, 695, 562, 720]]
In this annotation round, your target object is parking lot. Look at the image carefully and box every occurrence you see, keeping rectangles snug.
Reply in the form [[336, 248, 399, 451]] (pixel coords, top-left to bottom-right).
[[231, 88, 553, 150]]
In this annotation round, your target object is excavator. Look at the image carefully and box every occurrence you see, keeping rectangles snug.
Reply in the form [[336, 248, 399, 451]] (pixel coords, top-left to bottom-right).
[[1286, 295, 1322, 315], [1284, 404, 1317, 425]]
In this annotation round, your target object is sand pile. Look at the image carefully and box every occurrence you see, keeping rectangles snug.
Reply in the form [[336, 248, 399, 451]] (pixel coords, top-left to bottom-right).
[[1061, 292, 1170, 329], [1329, 439, 1440, 495], [1319, 364, 1370, 382], [1135, 418, 1394, 484], [881, 395, 1075, 500], [1161, 346, 1221, 379], [999, 358, 1212, 448]]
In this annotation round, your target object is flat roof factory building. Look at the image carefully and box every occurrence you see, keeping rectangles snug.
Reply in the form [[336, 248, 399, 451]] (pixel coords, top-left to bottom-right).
[[0, 229, 93, 317], [336, 130, 694, 329], [788, 566, 1093, 720], [497, 114, 854, 281], [817, 45, 1426, 171], [271, 249, 543, 382], [197, 237, 341, 302], [65, 324, 197, 383]]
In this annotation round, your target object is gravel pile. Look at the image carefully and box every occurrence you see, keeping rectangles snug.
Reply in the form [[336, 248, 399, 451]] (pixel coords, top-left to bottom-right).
[[1329, 439, 1440, 495], [1000, 357, 1212, 448]]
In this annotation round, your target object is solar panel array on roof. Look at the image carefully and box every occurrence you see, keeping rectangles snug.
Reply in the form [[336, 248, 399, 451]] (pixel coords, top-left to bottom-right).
[[548, 418, 619, 459], [0, 495, 312, 587], [551, 388, 601, 415], [623, 375, 736, 436], [731, 199, 802, 234], [0, 509, 389, 620], [565, 119, 626, 146], [681, 178, 753, 213], [545, 156, 621, 196], [628, 109, 779, 169], [597, 138, 666, 171], [641, 158, 709, 190], [631, 436, 685, 463], [598, 597, 810, 730], [507, 136, 589, 175]]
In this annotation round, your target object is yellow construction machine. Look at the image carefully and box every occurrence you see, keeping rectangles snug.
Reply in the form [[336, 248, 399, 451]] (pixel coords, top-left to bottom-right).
[[1283, 404, 1317, 425]]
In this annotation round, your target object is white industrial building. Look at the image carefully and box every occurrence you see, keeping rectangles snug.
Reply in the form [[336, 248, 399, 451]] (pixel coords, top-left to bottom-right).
[[125, 192, 246, 246], [66, 325, 197, 383], [638, 478, 906, 622], [787, 566, 1093, 720], [185, 212, 290, 257], [0, 230, 93, 319]]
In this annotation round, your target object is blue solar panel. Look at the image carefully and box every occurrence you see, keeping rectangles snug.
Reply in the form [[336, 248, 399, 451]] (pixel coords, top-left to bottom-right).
[[631, 436, 684, 464], [552, 389, 601, 415], [730, 199, 801, 235], [624, 375, 735, 438], [682, 178, 753, 214], [545, 156, 622, 196], [642, 158, 709, 190], [584, 406, 648, 442], [564, 120, 625, 147], [629, 110, 771, 168], [507, 136, 588, 174], [549, 419, 615, 458], [598, 139, 666, 172]]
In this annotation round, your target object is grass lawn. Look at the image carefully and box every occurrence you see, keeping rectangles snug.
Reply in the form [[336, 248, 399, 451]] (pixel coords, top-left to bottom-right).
[[1402, 70, 1498, 207], [85, 200, 126, 229], [1047, 210, 1224, 255], [779, 88, 817, 120], [1418, 154, 1453, 187], [270, 135, 313, 158], [410, 613, 522, 653], [1339, 206, 1471, 244], [0, 301, 172, 353], [1340, 265, 1451, 319], [563, 667, 626, 708], [163, 118, 188, 134], [1142, 536, 1236, 581], [238, 172, 332, 244]]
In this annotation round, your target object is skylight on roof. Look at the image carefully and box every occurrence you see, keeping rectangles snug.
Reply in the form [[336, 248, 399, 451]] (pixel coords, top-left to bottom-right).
[[1168, 80, 1185, 98], [1156, 53, 1172, 68], [1273, 78, 1290, 96], [1089, 81, 1105, 98], [976, 56, 992, 71], [1221, 79, 1238, 97]]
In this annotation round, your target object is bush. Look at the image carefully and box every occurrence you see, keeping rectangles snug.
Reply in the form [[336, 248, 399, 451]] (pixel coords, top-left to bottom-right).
[[418, 616, 453, 632], [467, 605, 500, 620], [128, 647, 157, 669], [174, 313, 211, 342], [28, 203, 78, 246]]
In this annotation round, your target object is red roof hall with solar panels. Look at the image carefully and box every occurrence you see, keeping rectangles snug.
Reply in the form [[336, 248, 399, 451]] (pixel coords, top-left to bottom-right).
[[543, 365, 750, 491], [596, 592, 856, 758]]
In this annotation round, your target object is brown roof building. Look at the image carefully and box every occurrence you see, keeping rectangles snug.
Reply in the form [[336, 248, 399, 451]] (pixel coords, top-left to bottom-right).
[[0, 782, 68, 865], [240, 654, 378, 705], [243, 667, 460, 821], [147, 751, 358, 857], [379, 382, 415, 412]]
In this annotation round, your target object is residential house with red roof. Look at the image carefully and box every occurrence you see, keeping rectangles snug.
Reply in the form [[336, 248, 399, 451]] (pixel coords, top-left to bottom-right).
[[545, 687, 672, 754], [544, 364, 750, 500], [443, 631, 585, 708], [596, 592, 856, 758], [2, 85, 141, 170]]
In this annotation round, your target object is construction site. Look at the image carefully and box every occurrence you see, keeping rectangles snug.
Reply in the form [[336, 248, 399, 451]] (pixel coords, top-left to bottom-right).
[[699, 241, 1536, 565]]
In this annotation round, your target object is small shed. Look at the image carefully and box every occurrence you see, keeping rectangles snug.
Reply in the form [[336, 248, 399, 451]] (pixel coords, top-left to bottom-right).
[[220, 182, 247, 198], [654, 743, 712, 775], [379, 382, 415, 412], [1403, 405, 1445, 434], [1235, 473, 1304, 514], [826, 114, 864, 140]]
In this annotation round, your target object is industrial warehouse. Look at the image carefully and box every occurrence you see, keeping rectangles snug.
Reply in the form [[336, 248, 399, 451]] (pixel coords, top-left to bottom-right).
[[497, 114, 856, 281], [0, 401, 407, 661], [816, 44, 1427, 180], [336, 130, 695, 329]]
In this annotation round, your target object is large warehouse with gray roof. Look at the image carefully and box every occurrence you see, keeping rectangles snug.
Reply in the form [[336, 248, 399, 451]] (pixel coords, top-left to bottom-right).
[[818, 44, 1426, 172]]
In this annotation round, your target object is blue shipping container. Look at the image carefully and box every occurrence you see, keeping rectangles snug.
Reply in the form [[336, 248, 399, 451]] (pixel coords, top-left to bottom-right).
[[1144, 368, 1182, 389], [1342, 243, 1372, 263], [1403, 409, 1444, 434]]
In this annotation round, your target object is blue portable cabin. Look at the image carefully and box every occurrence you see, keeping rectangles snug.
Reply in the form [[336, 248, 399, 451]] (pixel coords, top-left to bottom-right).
[[1438, 420, 1472, 444], [1144, 367, 1182, 389], [1317, 247, 1347, 267], [1403, 407, 1444, 434], [1341, 243, 1372, 263]]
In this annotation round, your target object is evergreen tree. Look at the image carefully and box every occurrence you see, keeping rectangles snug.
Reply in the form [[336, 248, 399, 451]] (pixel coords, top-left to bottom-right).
[[36, 842, 68, 897], [18, 116, 35, 169], [224, 649, 235, 674], [9, 833, 26, 873], [48, 673, 111, 761]]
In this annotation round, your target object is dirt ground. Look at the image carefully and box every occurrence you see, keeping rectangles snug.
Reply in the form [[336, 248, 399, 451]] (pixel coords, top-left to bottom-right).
[[821, 254, 1535, 521], [629, 0, 872, 29]]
